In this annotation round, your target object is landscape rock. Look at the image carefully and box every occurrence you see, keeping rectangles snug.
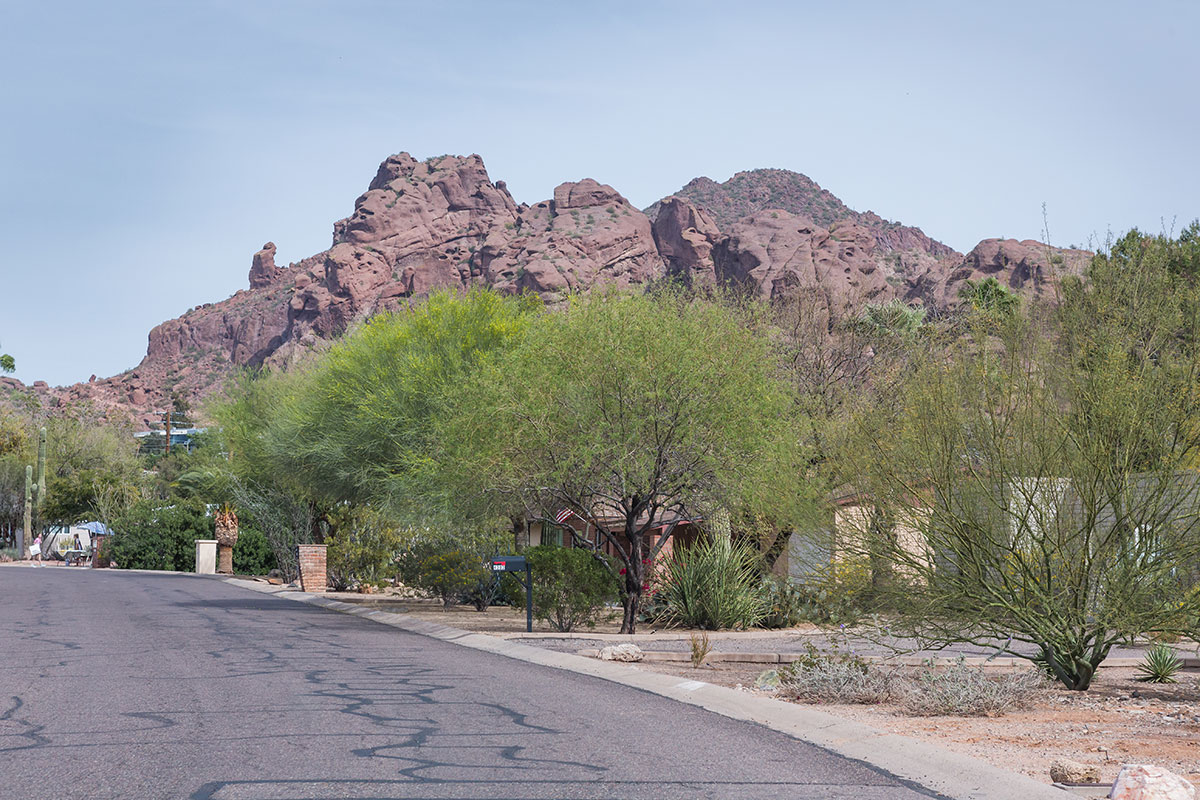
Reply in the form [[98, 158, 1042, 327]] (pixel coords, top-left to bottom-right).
[[1109, 764, 1196, 800], [599, 644, 644, 662], [1050, 758, 1099, 784]]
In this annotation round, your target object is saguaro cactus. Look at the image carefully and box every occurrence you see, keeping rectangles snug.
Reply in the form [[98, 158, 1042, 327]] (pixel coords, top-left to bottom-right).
[[32, 428, 46, 535], [22, 465, 32, 559], [214, 504, 239, 574]]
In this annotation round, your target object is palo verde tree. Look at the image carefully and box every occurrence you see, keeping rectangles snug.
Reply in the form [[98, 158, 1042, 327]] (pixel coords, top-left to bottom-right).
[[263, 287, 539, 514], [847, 226, 1200, 690], [443, 290, 813, 633]]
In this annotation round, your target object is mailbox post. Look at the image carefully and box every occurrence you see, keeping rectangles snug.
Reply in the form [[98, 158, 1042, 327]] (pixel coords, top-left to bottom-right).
[[491, 556, 532, 633]]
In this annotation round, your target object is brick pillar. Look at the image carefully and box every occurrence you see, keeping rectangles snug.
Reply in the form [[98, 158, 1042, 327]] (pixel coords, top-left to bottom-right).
[[297, 544, 328, 593]]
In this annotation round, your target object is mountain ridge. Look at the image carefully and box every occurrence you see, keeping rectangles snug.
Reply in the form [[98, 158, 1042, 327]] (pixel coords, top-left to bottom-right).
[[0, 152, 1090, 427]]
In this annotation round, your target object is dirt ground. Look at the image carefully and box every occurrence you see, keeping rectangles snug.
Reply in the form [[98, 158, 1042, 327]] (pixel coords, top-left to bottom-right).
[[638, 661, 1200, 788]]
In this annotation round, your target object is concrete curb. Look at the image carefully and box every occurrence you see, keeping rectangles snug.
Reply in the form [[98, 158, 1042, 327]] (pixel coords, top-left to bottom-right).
[[221, 576, 1066, 800], [571, 649, 1200, 669]]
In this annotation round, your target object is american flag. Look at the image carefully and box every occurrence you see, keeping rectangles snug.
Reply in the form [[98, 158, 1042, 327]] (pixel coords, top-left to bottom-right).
[[554, 508, 574, 524]]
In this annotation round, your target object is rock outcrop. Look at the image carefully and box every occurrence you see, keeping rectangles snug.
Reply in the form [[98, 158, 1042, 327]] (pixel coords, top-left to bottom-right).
[[248, 242, 282, 289], [5, 150, 1095, 427], [483, 179, 663, 301], [647, 168, 957, 258]]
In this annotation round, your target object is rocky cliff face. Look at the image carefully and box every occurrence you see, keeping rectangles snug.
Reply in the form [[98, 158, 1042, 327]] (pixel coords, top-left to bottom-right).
[[647, 168, 957, 258], [7, 152, 1092, 426]]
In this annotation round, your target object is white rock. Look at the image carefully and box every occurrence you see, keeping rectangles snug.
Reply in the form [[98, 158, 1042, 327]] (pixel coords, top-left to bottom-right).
[[1109, 764, 1196, 800], [599, 644, 644, 662]]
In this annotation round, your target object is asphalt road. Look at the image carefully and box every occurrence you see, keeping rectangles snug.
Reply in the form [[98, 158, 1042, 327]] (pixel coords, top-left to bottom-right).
[[0, 568, 942, 800]]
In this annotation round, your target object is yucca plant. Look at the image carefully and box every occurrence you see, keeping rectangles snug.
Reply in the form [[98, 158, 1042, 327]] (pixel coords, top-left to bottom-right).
[[1136, 644, 1182, 684], [657, 536, 768, 630]]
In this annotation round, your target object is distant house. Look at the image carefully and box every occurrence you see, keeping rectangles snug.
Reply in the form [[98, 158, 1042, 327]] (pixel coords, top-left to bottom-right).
[[134, 426, 206, 455], [521, 508, 704, 565]]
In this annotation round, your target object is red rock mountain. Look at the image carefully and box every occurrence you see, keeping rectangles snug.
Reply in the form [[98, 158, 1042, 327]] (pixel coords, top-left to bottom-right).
[[0, 152, 1091, 426]]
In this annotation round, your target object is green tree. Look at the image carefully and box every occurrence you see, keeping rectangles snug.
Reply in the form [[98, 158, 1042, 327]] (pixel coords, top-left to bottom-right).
[[959, 276, 1019, 316], [847, 228, 1200, 690], [443, 290, 813, 632], [262, 287, 538, 514]]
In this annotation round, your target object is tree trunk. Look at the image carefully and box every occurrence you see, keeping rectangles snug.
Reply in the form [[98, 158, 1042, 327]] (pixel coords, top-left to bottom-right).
[[761, 528, 792, 574], [619, 527, 645, 634], [217, 544, 233, 574]]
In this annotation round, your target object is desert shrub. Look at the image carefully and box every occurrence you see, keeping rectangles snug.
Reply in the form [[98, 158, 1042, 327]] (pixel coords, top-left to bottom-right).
[[108, 498, 211, 571], [232, 526, 277, 575], [326, 513, 406, 591], [900, 659, 1046, 716], [778, 643, 893, 704], [759, 575, 866, 628], [656, 537, 768, 630], [507, 545, 618, 632], [399, 543, 491, 607]]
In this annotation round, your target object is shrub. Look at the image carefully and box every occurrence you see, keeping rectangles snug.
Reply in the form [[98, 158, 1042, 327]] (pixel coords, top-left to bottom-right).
[[399, 544, 491, 608], [232, 526, 277, 576], [901, 659, 1046, 716], [778, 643, 892, 704], [108, 498, 211, 571], [507, 545, 618, 632], [656, 537, 768, 630], [326, 514, 406, 591], [1136, 644, 1183, 684]]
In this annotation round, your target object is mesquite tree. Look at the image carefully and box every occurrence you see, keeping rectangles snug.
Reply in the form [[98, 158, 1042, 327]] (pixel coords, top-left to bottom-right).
[[444, 291, 811, 633]]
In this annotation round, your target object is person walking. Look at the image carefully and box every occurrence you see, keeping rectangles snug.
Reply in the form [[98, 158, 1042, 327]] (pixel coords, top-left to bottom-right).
[[31, 533, 43, 566]]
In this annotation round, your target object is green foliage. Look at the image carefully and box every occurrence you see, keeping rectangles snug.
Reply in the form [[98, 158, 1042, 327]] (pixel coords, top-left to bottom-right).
[[107, 498, 211, 572], [260, 288, 538, 514], [845, 226, 1200, 690], [856, 299, 926, 338], [0, 354, 13, 373], [443, 289, 812, 632], [508, 545, 619, 632], [232, 526, 277, 575], [655, 536, 768, 630], [959, 276, 1018, 315], [325, 510, 406, 590], [1136, 644, 1183, 684], [399, 544, 492, 608], [758, 574, 863, 628]]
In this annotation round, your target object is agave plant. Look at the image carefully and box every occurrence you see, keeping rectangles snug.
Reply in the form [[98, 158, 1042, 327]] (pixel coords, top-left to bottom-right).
[[1135, 644, 1182, 684]]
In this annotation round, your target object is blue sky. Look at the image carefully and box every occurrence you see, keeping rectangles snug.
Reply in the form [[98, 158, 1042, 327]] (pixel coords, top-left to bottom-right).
[[2, 0, 1197, 387]]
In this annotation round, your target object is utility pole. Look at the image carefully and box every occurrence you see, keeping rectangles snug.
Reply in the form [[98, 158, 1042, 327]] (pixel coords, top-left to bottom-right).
[[163, 410, 172, 456]]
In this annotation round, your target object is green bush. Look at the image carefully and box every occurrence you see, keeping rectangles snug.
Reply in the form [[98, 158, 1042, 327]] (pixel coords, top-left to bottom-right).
[[508, 545, 618, 632], [399, 545, 492, 607], [326, 515, 406, 591], [232, 526, 277, 575], [108, 498, 211, 571], [656, 537, 768, 630]]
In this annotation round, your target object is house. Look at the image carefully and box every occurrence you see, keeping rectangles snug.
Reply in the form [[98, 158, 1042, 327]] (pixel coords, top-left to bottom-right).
[[521, 507, 703, 564]]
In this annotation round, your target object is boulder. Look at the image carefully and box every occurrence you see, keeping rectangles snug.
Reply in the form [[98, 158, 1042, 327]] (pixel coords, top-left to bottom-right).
[[1050, 758, 1099, 784], [1109, 765, 1196, 800], [599, 644, 644, 662]]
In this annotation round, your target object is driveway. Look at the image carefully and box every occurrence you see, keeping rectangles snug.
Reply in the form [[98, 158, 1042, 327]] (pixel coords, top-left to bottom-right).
[[0, 567, 942, 799]]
